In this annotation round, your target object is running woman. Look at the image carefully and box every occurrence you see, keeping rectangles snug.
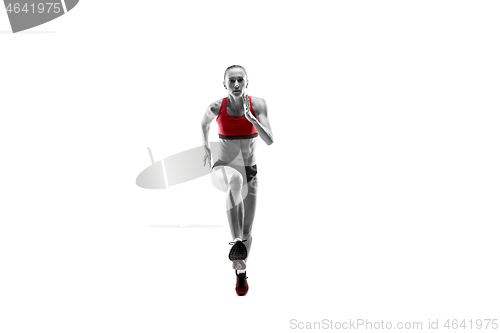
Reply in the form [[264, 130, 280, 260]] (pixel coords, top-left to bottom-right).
[[201, 65, 273, 296]]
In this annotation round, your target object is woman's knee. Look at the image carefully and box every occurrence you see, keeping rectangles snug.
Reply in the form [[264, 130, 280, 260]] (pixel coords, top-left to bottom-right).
[[228, 173, 243, 192]]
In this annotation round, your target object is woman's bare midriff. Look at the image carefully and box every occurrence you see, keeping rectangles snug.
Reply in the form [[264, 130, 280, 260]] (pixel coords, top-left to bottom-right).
[[218, 137, 257, 166]]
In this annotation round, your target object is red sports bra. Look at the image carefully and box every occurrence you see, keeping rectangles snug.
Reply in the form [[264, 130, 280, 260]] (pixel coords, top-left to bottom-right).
[[216, 96, 259, 140]]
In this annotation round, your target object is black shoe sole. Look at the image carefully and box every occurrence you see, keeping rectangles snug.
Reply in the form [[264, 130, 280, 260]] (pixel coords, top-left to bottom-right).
[[229, 241, 247, 261]]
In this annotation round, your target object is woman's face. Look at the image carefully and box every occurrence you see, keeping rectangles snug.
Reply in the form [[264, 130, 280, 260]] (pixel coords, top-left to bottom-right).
[[224, 67, 247, 97]]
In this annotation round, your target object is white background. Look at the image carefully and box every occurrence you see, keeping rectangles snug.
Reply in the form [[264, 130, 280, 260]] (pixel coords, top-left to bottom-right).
[[1, 1, 499, 332]]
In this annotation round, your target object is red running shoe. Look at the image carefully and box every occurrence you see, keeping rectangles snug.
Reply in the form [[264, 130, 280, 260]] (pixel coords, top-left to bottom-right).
[[235, 271, 249, 296]]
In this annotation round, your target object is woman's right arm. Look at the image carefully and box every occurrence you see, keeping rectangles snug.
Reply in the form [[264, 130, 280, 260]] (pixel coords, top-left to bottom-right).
[[201, 100, 222, 166]]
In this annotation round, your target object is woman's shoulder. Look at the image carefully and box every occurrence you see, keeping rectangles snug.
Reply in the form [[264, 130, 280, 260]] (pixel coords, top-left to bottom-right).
[[207, 98, 225, 116], [250, 96, 267, 114]]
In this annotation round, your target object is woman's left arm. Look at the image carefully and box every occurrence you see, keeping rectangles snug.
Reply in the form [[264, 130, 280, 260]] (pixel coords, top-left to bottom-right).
[[244, 95, 274, 146]]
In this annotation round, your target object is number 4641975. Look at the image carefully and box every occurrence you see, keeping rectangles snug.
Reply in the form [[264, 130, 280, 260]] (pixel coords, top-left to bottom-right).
[[6, 3, 62, 14], [444, 319, 498, 330]]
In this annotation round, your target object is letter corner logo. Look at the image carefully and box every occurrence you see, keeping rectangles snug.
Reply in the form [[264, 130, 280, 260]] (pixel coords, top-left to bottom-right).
[[3, 0, 79, 33]]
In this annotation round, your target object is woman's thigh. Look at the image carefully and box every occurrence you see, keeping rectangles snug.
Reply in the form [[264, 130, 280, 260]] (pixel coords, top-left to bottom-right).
[[211, 165, 249, 198], [211, 165, 241, 191]]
